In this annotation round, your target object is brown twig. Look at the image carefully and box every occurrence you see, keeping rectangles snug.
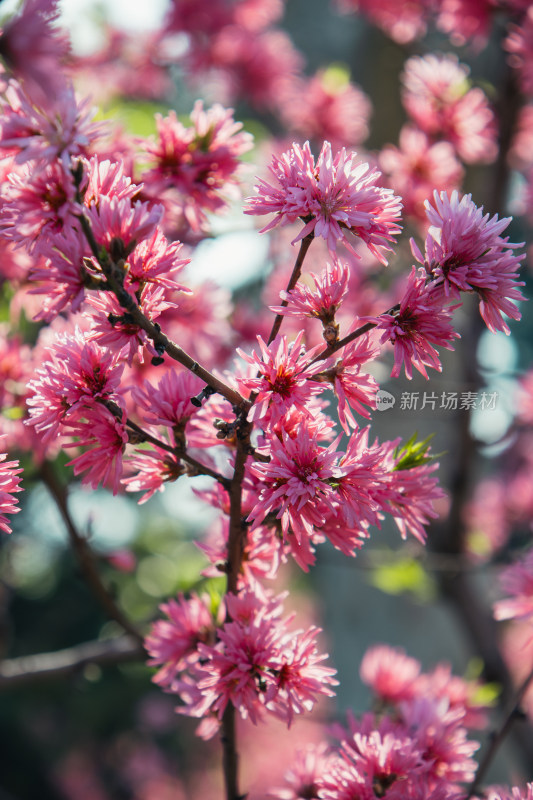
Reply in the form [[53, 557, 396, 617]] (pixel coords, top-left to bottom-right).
[[308, 304, 400, 365], [40, 462, 143, 643], [266, 232, 315, 345], [220, 428, 251, 800], [120, 413, 232, 488], [0, 635, 144, 689]]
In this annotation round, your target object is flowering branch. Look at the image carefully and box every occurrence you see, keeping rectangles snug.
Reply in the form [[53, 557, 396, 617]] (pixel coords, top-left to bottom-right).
[[39, 461, 143, 642], [110, 408, 232, 488], [74, 199, 250, 414]]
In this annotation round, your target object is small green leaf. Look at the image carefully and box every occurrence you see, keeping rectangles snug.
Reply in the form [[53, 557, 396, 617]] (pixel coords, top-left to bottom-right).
[[471, 681, 500, 707], [393, 432, 440, 471], [371, 557, 436, 601]]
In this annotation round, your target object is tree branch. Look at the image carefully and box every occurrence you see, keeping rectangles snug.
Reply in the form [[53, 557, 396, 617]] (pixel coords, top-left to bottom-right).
[[40, 462, 143, 643], [468, 661, 533, 797], [0, 635, 144, 690], [266, 232, 314, 345]]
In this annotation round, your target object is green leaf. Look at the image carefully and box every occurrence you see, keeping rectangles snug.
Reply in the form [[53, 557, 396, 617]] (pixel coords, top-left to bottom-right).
[[370, 557, 436, 602], [393, 432, 441, 471]]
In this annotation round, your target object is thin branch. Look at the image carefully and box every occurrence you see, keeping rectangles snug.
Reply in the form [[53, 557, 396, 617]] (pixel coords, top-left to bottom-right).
[[75, 209, 249, 414], [266, 232, 315, 345], [309, 304, 400, 365], [0, 635, 144, 689], [122, 414, 231, 488], [40, 462, 143, 643], [467, 661, 533, 798], [220, 429, 250, 800]]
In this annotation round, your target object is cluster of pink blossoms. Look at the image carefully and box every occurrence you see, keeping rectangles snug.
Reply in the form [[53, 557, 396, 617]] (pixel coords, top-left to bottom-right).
[[270, 643, 495, 799], [146, 581, 337, 738]]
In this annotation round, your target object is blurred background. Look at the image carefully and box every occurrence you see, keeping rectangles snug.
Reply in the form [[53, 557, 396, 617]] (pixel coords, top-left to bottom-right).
[[1, 0, 533, 797]]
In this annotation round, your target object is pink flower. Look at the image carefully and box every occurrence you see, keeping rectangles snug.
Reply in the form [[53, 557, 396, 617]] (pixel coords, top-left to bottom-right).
[[270, 260, 350, 327], [0, 81, 102, 168], [319, 335, 379, 430], [412, 190, 526, 334], [246, 141, 402, 263], [0, 0, 70, 103], [435, 0, 493, 47], [278, 70, 372, 151], [268, 625, 338, 726], [132, 369, 203, 430], [269, 743, 333, 800], [85, 194, 163, 255], [125, 227, 191, 292], [208, 27, 303, 110], [400, 697, 479, 783], [28, 227, 94, 320], [248, 423, 339, 553], [0, 450, 23, 534], [26, 326, 125, 445], [487, 785, 533, 800], [237, 331, 326, 424], [65, 404, 128, 495], [122, 444, 184, 505], [88, 283, 172, 365], [322, 728, 424, 800], [0, 159, 78, 251], [177, 584, 336, 731], [379, 125, 464, 222], [145, 593, 215, 689], [401, 54, 497, 164], [335, 0, 429, 44], [144, 102, 253, 230], [371, 267, 460, 380], [82, 156, 140, 206], [359, 644, 421, 704], [334, 426, 391, 532], [493, 548, 533, 624], [506, 8, 533, 96], [200, 516, 282, 583], [388, 458, 444, 544]]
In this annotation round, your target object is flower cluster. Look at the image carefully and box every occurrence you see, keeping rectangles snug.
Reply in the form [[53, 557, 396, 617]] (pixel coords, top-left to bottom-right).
[[270, 643, 490, 799], [146, 582, 337, 738]]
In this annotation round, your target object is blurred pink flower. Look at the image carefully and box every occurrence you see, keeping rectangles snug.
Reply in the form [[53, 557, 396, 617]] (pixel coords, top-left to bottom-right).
[[506, 7, 533, 96], [379, 125, 463, 222], [401, 54, 497, 164], [0, 0, 70, 103], [359, 644, 421, 704], [335, 0, 430, 44], [278, 70, 371, 151], [494, 548, 533, 624]]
